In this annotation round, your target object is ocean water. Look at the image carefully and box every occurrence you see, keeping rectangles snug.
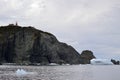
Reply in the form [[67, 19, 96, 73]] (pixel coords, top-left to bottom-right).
[[0, 65, 120, 80]]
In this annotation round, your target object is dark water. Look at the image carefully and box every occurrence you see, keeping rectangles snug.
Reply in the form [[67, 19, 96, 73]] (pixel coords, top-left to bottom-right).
[[0, 65, 120, 80]]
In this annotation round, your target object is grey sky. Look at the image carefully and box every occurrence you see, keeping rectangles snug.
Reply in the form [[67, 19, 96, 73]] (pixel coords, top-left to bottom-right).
[[0, 0, 120, 59]]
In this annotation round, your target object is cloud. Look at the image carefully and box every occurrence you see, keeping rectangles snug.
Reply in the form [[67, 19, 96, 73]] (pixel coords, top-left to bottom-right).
[[0, 0, 120, 59]]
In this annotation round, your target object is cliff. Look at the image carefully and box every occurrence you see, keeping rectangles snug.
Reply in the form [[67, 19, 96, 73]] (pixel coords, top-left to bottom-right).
[[80, 50, 96, 64], [0, 24, 82, 65]]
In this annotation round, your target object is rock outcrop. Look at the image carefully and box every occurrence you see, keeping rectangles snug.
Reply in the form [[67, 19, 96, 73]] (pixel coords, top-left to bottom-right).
[[0, 24, 82, 65], [80, 50, 96, 64], [111, 59, 120, 65]]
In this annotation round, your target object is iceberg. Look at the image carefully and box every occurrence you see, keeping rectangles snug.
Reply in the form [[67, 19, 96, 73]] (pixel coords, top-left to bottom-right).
[[91, 59, 113, 65], [16, 69, 27, 76], [49, 63, 58, 66]]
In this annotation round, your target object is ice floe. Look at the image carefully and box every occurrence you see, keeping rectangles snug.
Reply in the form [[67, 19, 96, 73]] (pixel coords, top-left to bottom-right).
[[16, 69, 27, 76]]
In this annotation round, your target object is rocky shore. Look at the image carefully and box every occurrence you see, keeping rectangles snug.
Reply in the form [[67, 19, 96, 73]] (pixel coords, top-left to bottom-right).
[[0, 24, 95, 65]]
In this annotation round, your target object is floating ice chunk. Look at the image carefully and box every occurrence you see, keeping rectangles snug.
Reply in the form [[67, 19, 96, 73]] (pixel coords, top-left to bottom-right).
[[91, 59, 113, 65], [49, 63, 58, 66], [16, 69, 27, 76]]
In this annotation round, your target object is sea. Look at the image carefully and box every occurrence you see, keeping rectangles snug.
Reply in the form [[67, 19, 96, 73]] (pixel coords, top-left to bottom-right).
[[0, 65, 120, 80]]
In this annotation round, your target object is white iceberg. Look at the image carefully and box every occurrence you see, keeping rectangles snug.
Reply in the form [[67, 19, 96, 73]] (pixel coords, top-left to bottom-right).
[[16, 69, 27, 76], [91, 59, 113, 65], [49, 63, 58, 66]]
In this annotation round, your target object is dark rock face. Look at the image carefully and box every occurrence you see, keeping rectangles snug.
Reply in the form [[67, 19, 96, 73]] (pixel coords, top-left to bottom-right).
[[111, 59, 120, 65], [0, 24, 81, 65], [80, 50, 96, 64]]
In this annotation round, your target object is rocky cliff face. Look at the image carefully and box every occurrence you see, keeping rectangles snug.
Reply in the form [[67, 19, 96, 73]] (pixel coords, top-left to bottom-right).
[[0, 24, 82, 65], [80, 50, 96, 64]]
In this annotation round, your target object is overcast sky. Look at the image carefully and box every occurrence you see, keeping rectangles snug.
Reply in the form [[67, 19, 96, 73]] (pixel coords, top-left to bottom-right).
[[0, 0, 120, 60]]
